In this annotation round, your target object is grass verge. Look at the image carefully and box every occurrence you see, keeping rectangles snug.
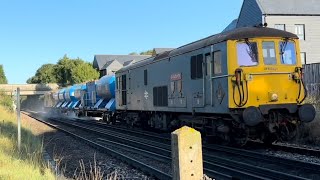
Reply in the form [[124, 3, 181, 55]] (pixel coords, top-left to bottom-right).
[[0, 102, 55, 179]]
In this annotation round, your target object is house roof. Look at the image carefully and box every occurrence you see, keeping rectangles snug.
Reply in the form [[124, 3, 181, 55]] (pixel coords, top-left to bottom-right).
[[101, 60, 120, 69], [222, 19, 238, 32], [93, 55, 151, 70], [123, 60, 135, 66], [256, 0, 320, 15]]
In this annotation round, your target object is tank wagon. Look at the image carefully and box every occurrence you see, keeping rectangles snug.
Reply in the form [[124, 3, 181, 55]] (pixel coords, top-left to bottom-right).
[[72, 75, 117, 118], [45, 27, 316, 145]]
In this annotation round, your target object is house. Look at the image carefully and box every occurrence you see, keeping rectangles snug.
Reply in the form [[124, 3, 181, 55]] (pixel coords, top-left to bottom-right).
[[93, 55, 151, 77], [230, 0, 320, 64]]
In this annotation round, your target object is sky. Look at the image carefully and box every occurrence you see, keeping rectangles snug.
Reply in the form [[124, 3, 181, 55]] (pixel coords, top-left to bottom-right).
[[0, 0, 243, 84]]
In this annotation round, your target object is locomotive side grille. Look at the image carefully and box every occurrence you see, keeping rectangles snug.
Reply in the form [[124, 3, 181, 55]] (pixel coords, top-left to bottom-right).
[[153, 86, 168, 107]]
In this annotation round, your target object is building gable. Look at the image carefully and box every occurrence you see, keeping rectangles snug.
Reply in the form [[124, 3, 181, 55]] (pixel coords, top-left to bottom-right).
[[237, 0, 263, 28]]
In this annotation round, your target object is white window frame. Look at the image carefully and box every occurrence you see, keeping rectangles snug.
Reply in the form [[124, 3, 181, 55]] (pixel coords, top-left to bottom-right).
[[300, 52, 307, 65], [295, 24, 305, 40], [274, 24, 286, 31]]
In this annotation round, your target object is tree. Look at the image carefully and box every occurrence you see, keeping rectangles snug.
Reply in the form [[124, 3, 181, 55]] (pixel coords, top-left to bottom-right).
[[71, 62, 99, 84], [0, 65, 8, 84], [27, 64, 57, 84], [27, 55, 100, 86], [128, 50, 153, 55], [140, 50, 153, 55]]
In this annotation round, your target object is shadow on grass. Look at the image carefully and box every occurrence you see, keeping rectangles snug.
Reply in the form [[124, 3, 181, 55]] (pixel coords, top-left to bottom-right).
[[0, 120, 44, 166]]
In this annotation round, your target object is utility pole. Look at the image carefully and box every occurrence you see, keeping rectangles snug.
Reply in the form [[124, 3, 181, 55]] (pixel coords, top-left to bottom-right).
[[16, 87, 21, 151]]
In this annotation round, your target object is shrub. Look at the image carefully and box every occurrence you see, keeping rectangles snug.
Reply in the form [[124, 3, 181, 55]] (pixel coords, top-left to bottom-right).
[[0, 91, 13, 111]]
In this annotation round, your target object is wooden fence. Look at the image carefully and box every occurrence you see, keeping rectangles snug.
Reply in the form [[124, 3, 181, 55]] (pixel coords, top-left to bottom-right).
[[304, 63, 320, 104]]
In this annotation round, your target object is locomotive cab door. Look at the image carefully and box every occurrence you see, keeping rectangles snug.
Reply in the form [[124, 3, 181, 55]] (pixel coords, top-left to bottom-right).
[[121, 74, 127, 107], [205, 53, 212, 106]]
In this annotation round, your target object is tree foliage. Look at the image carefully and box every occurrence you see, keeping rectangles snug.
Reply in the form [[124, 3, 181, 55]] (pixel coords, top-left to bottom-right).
[[0, 65, 8, 84], [128, 50, 153, 55], [27, 64, 57, 84], [139, 50, 153, 55], [71, 62, 99, 84], [27, 55, 99, 86]]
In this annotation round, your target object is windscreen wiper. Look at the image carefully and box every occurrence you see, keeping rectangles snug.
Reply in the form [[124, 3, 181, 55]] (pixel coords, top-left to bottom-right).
[[245, 39, 257, 62]]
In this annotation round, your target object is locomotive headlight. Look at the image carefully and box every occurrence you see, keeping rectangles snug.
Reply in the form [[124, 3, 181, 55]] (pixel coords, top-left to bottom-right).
[[269, 92, 278, 102]]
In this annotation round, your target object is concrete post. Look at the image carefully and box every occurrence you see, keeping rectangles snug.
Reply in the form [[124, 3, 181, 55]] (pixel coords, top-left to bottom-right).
[[16, 88, 21, 151], [171, 126, 203, 180]]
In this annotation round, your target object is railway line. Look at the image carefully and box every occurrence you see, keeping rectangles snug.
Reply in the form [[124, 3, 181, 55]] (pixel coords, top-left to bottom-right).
[[24, 111, 320, 180]]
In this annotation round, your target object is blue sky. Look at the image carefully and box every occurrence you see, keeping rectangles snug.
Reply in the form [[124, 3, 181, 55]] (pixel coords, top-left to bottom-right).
[[0, 0, 242, 84]]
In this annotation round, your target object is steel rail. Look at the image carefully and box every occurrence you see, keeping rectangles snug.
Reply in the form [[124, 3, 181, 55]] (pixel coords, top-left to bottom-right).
[[45, 115, 312, 180], [22, 112, 172, 180]]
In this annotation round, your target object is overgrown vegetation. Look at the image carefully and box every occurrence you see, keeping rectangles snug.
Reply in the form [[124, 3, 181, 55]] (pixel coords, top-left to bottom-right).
[[0, 94, 55, 179], [0, 91, 14, 111], [129, 49, 153, 55], [27, 55, 99, 86], [0, 64, 8, 84], [296, 97, 320, 145]]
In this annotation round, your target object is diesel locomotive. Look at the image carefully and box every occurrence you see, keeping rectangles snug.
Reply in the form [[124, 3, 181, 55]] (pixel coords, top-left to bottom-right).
[[46, 27, 316, 145]]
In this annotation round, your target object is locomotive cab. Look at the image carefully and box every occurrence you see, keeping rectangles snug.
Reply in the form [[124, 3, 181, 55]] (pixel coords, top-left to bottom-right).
[[227, 36, 315, 142]]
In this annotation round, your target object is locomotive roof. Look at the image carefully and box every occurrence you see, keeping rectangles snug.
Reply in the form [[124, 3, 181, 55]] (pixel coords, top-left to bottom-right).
[[117, 27, 298, 73], [169, 27, 298, 57]]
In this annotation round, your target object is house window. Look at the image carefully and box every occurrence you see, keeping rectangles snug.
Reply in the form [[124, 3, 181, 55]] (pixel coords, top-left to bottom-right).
[[190, 54, 203, 79], [99, 69, 107, 77], [213, 51, 222, 74], [144, 69, 148, 85], [300, 52, 307, 65], [295, 24, 305, 40], [274, 24, 286, 31]]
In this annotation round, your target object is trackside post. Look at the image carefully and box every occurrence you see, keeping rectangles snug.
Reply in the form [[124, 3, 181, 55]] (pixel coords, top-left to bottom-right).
[[171, 126, 203, 180], [16, 87, 21, 151]]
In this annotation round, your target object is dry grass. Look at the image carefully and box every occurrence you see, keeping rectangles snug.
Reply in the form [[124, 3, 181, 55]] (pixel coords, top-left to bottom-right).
[[0, 104, 55, 179], [73, 154, 105, 180]]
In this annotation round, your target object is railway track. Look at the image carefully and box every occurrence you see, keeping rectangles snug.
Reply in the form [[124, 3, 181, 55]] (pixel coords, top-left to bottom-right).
[[70, 115, 320, 158], [25, 111, 320, 180], [22, 111, 172, 180], [245, 140, 320, 157]]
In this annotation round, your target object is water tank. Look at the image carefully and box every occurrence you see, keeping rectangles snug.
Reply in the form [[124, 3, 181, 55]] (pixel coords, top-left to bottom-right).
[[74, 84, 86, 100], [64, 87, 71, 101], [96, 75, 116, 101]]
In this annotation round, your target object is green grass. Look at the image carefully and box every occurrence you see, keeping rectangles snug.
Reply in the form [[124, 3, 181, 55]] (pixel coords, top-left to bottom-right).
[[0, 98, 55, 180]]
